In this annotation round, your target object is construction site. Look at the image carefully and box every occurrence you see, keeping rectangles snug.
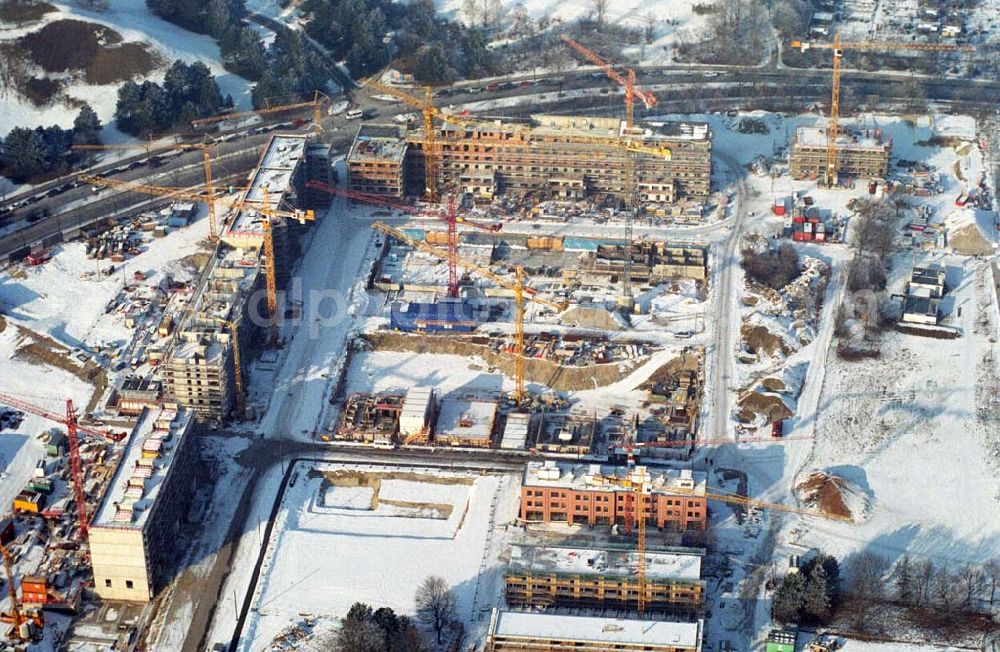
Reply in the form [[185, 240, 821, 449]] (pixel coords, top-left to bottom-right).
[[0, 15, 997, 652]]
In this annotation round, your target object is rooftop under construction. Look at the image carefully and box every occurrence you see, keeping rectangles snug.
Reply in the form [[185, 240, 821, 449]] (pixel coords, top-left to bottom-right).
[[348, 114, 712, 205], [790, 126, 892, 180]]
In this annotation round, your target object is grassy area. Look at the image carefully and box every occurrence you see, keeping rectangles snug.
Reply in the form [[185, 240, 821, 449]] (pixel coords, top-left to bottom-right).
[[0, 0, 56, 24]]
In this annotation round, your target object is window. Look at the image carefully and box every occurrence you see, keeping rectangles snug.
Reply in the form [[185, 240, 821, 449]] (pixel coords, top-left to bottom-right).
[[126, 580, 134, 589], [104, 579, 112, 588]]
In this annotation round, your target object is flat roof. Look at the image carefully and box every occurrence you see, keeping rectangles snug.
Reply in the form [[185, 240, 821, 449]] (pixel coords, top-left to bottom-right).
[[491, 611, 703, 648], [795, 126, 889, 150], [509, 543, 702, 582], [911, 266, 945, 286], [230, 134, 307, 233], [435, 397, 497, 441], [348, 124, 407, 164], [524, 462, 707, 496], [92, 407, 194, 530]]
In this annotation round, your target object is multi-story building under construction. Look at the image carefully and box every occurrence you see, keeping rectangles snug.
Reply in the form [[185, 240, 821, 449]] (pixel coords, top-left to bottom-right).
[[347, 124, 408, 198], [89, 407, 197, 602], [505, 543, 704, 614], [486, 610, 704, 652], [160, 248, 263, 421], [520, 462, 709, 531], [347, 115, 712, 204], [789, 127, 892, 180]]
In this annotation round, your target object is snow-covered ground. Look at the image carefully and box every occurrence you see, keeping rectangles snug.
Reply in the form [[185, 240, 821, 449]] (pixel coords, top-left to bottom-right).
[[434, 0, 710, 66], [0, 0, 253, 136], [238, 462, 522, 651], [0, 207, 210, 350]]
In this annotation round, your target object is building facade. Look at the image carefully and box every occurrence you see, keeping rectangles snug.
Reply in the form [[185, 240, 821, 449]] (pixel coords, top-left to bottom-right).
[[504, 543, 704, 613], [520, 463, 708, 531], [347, 124, 408, 198], [89, 407, 198, 602], [408, 116, 712, 204], [790, 127, 892, 179]]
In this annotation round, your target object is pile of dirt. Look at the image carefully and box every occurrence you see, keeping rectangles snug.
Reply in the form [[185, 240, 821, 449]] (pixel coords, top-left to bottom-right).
[[10, 19, 159, 88], [561, 305, 626, 331], [638, 348, 703, 391], [741, 323, 790, 357], [760, 377, 786, 391], [736, 390, 793, 424], [796, 471, 870, 522], [946, 211, 994, 256]]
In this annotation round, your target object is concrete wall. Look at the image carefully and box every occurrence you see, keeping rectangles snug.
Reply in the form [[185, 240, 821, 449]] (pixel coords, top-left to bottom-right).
[[89, 526, 151, 602]]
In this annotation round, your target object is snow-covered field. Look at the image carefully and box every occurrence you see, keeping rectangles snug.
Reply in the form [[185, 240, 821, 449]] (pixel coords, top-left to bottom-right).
[[0, 0, 253, 136], [434, 0, 710, 66], [238, 462, 521, 651], [0, 208, 209, 350]]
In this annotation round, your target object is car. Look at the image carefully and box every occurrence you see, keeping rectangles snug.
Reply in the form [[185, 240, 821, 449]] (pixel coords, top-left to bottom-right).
[[704, 71, 720, 78], [519, 80, 533, 87]]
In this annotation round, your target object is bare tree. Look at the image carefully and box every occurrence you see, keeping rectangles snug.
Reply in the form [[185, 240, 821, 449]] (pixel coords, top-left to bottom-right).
[[957, 563, 983, 608], [933, 564, 960, 612], [415, 575, 456, 644], [593, 0, 608, 29], [984, 557, 1000, 605], [643, 12, 657, 43], [913, 559, 935, 606], [845, 552, 888, 631]]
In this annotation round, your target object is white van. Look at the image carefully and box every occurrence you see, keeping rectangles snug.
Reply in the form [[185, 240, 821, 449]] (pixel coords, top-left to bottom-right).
[[345, 109, 363, 120]]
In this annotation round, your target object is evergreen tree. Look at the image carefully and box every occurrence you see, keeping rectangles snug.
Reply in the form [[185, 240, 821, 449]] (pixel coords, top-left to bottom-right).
[[802, 563, 831, 622], [72, 103, 102, 145], [3, 127, 46, 181], [772, 572, 805, 624]]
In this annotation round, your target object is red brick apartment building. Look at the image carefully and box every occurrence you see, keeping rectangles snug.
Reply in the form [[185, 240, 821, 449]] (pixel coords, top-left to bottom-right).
[[520, 463, 708, 531]]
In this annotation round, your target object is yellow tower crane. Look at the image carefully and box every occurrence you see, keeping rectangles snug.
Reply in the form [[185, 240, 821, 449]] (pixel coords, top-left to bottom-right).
[[360, 79, 670, 202], [231, 187, 315, 345], [593, 467, 852, 617], [74, 139, 221, 240], [191, 90, 331, 129], [371, 221, 567, 402], [791, 36, 972, 186], [77, 175, 237, 242]]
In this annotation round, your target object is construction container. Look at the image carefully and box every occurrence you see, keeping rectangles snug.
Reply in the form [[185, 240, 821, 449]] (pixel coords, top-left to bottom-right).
[[27, 479, 53, 495], [21, 577, 48, 605], [13, 491, 45, 514], [390, 300, 477, 333], [771, 200, 786, 216]]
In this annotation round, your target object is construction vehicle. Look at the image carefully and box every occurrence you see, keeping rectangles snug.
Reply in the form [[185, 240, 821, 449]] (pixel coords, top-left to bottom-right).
[[0, 393, 124, 541], [74, 138, 221, 240], [561, 35, 660, 311], [371, 221, 568, 402], [360, 79, 671, 203], [305, 181, 501, 298], [191, 90, 331, 129], [791, 36, 972, 186], [229, 187, 315, 345]]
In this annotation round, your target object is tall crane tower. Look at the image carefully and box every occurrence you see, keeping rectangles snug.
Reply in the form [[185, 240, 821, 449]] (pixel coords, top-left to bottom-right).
[[74, 138, 221, 240], [371, 221, 567, 401], [561, 36, 658, 310], [190, 90, 331, 129], [305, 181, 501, 298], [230, 187, 315, 345], [0, 393, 123, 541], [791, 35, 972, 186]]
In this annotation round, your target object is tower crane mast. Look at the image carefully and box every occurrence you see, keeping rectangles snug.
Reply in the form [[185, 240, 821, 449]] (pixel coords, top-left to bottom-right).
[[791, 36, 972, 185], [371, 221, 566, 401], [74, 139, 220, 240], [561, 35, 658, 309]]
